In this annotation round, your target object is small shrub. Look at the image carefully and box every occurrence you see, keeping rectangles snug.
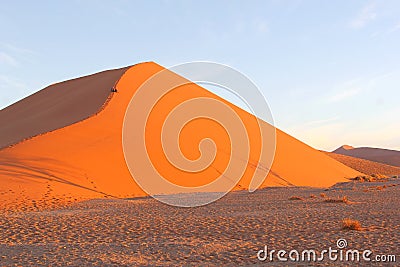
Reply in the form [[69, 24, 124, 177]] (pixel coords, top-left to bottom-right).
[[324, 196, 349, 204], [309, 194, 317, 199], [351, 176, 368, 182], [320, 193, 327, 198], [374, 174, 389, 180], [342, 218, 362, 231], [351, 174, 388, 182], [289, 196, 303, 201], [351, 175, 373, 182]]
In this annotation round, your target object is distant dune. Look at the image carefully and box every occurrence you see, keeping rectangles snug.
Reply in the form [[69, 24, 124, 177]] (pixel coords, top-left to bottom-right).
[[325, 152, 400, 176], [333, 145, 400, 167], [0, 62, 361, 211]]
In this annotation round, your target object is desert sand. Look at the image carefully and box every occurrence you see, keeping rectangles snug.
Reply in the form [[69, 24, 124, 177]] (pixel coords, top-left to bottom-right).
[[0, 62, 361, 212], [0, 179, 399, 266]]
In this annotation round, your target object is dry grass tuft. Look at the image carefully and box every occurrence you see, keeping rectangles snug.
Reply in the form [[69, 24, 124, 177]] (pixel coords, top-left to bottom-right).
[[342, 218, 363, 231], [289, 196, 303, 201], [309, 194, 317, 199], [320, 193, 327, 198]]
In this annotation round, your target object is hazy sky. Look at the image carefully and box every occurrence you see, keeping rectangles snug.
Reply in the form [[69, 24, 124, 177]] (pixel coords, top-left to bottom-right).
[[1, 0, 399, 151]]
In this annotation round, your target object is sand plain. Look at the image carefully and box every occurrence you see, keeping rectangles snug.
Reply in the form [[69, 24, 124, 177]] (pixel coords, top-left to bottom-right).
[[0, 178, 398, 266]]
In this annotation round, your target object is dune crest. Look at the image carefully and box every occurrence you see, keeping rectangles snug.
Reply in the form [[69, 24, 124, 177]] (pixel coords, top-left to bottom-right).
[[0, 67, 129, 150], [341, 145, 354, 150]]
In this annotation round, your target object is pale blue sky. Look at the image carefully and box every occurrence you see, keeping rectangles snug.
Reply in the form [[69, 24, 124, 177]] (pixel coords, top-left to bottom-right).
[[1, 0, 399, 151]]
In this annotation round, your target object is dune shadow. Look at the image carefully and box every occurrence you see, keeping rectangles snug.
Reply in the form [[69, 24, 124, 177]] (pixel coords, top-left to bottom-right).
[[0, 154, 117, 198]]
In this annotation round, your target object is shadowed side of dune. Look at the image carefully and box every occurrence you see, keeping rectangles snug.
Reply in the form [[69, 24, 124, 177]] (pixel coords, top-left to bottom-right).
[[325, 152, 400, 176], [0, 67, 129, 149], [333, 146, 400, 167], [0, 152, 113, 211]]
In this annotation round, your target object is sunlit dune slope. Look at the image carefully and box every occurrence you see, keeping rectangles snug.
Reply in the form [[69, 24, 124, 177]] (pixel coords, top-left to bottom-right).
[[0, 62, 361, 210]]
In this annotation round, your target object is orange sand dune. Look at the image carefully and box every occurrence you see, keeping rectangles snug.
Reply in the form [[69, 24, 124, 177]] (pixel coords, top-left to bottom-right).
[[333, 145, 400, 167], [0, 62, 361, 211]]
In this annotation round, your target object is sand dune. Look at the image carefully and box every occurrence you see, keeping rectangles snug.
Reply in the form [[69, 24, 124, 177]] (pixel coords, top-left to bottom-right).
[[0, 62, 361, 211], [325, 152, 400, 176], [333, 145, 400, 167], [0, 67, 128, 149]]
